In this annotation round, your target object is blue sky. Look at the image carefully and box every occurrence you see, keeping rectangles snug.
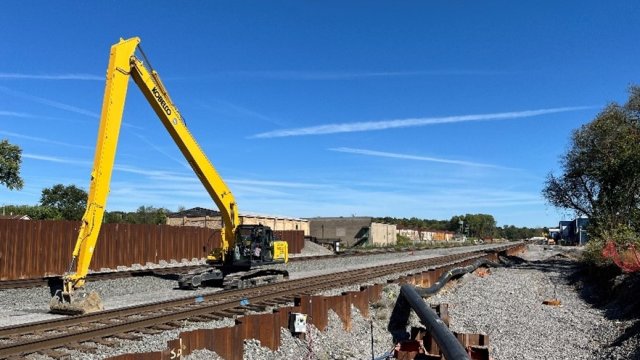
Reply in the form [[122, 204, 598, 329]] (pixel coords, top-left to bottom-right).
[[1, 2, 639, 227]]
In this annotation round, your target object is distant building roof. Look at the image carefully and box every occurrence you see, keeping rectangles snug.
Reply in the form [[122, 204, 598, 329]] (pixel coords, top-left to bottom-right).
[[168, 207, 220, 218], [241, 212, 308, 222], [0, 214, 31, 220], [304, 216, 373, 221], [168, 207, 307, 221], [396, 226, 451, 232]]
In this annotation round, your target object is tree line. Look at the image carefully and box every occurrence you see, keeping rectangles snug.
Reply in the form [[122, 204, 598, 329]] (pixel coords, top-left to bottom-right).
[[2, 183, 171, 225], [373, 214, 543, 241], [543, 86, 640, 259]]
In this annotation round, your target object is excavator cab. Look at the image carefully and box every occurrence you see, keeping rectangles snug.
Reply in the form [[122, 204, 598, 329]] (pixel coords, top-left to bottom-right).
[[233, 225, 278, 265]]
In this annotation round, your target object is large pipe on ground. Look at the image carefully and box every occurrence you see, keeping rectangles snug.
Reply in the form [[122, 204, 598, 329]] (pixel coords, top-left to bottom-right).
[[389, 284, 469, 360], [387, 258, 500, 359], [416, 258, 499, 298]]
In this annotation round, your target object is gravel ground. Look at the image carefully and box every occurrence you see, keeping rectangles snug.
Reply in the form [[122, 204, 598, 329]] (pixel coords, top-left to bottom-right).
[[425, 244, 638, 360], [0, 243, 501, 328], [233, 244, 639, 360], [293, 240, 335, 257], [2, 243, 511, 359]]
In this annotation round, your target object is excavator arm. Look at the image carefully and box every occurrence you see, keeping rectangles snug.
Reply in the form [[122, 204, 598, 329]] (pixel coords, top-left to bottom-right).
[[51, 37, 239, 314]]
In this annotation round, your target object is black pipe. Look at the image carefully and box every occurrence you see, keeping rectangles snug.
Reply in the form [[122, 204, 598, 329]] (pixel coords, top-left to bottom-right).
[[387, 258, 500, 359], [389, 284, 469, 360], [416, 258, 499, 298]]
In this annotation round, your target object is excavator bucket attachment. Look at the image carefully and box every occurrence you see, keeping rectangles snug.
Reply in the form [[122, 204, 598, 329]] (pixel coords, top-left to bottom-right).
[[49, 290, 104, 315]]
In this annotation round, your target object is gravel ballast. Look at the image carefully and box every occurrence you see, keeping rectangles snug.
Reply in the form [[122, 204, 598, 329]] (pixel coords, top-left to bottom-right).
[[11, 243, 638, 359], [0, 243, 501, 327], [237, 244, 639, 360]]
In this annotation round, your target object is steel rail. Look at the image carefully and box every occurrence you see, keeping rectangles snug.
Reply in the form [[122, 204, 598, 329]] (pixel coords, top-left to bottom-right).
[[0, 246, 415, 290], [0, 244, 518, 358]]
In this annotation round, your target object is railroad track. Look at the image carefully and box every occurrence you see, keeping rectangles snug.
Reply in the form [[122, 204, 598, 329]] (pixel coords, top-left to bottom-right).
[[0, 244, 518, 359], [0, 245, 466, 290]]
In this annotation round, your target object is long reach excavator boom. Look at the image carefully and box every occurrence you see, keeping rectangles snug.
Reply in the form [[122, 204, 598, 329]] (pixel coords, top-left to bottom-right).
[[50, 37, 288, 315]]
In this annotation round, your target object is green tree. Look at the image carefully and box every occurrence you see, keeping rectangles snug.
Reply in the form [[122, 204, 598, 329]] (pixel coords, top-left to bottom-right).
[[543, 86, 640, 239], [450, 214, 496, 238], [1, 204, 61, 220], [0, 139, 24, 190], [40, 184, 88, 220], [135, 205, 167, 224]]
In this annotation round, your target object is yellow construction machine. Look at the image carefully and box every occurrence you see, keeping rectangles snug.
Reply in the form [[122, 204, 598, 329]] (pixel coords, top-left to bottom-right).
[[49, 37, 289, 315]]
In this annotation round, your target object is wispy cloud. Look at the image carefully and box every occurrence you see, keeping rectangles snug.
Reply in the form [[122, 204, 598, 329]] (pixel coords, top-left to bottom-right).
[[0, 111, 35, 118], [0, 131, 92, 150], [199, 99, 285, 127], [250, 106, 595, 138], [0, 86, 99, 118], [212, 69, 508, 80], [228, 179, 331, 189], [329, 147, 515, 169], [0, 73, 102, 81], [23, 153, 91, 166], [133, 133, 191, 170]]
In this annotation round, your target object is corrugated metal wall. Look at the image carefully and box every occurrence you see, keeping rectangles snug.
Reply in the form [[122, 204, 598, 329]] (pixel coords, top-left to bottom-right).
[[0, 220, 304, 280], [274, 230, 305, 254]]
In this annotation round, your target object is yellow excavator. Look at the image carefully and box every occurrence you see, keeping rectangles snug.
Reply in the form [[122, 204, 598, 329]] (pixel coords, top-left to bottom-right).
[[49, 37, 289, 315]]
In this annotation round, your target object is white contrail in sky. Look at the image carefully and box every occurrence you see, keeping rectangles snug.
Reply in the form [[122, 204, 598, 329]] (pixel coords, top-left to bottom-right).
[[0, 110, 34, 118], [0, 86, 99, 118], [0, 131, 92, 150], [0, 73, 102, 81], [23, 153, 90, 166], [329, 147, 516, 169], [250, 106, 595, 138], [214, 69, 508, 80]]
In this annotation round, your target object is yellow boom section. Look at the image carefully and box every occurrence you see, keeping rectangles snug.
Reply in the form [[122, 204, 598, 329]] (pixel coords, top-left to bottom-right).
[[63, 37, 238, 294]]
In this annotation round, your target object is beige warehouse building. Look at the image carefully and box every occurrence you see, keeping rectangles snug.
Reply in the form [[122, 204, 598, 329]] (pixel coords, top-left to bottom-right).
[[306, 216, 396, 247], [166, 207, 309, 235]]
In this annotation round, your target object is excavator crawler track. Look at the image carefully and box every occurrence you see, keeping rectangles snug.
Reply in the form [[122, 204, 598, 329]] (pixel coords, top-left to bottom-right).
[[222, 269, 290, 289]]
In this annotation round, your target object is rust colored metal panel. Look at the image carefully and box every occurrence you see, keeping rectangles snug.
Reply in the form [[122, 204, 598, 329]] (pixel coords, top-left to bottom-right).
[[425, 269, 437, 287], [326, 294, 352, 331], [274, 305, 302, 332], [346, 290, 369, 318], [436, 304, 449, 327], [209, 326, 237, 360], [418, 271, 430, 287], [0, 219, 225, 280], [248, 312, 280, 351], [455, 332, 489, 347], [362, 283, 383, 303], [171, 329, 207, 358], [106, 353, 164, 360], [274, 230, 304, 254], [297, 294, 329, 332]]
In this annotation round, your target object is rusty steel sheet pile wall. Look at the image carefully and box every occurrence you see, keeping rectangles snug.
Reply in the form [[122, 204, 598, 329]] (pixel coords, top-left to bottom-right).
[[103, 250, 509, 360], [274, 230, 304, 254], [0, 219, 305, 280], [106, 284, 384, 360]]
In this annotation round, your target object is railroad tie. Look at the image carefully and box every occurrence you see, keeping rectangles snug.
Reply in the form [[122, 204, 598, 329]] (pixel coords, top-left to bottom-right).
[[241, 304, 267, 312], [38, 349, 70, 359], [64, 342, 97, 353], [91, 337, 119, 346], [187, 316, 213, 322], [111, 333, 143, 341], [151, 324, 176, 331]]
